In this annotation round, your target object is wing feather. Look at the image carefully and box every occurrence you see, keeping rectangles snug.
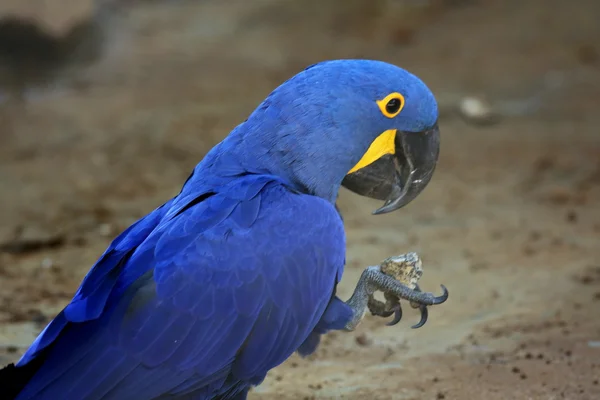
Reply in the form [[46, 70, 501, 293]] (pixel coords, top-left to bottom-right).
[[16, 176, 345, 400]]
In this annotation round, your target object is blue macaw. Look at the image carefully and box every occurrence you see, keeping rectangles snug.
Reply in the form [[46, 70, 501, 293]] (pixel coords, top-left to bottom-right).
[[2, 59, 445, 400]]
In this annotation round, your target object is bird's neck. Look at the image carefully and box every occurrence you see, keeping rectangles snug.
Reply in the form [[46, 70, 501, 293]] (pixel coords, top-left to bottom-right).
[[184, 123, 343, 204]]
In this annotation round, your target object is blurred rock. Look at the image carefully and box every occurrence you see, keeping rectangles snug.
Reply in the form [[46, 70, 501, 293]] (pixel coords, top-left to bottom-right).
[[458, 96, 498, 126], [0, 0, 122, 102], [0, 0, 94, 36]]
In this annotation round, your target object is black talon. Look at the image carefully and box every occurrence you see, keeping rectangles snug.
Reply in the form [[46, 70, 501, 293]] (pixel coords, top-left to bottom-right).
[[411, 305, 428, 329], [433, 285, 449, 304], [407, 284, 448, 307], [386, 303, 403, 326]]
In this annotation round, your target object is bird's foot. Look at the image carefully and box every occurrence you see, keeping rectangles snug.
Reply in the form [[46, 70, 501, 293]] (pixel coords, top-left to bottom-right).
[[344, 252, 448, 331], [367, 284, 430, 328]]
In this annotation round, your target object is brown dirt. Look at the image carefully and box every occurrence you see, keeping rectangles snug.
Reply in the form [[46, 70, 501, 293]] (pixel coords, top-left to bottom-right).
[[1, 0, 599, 399]]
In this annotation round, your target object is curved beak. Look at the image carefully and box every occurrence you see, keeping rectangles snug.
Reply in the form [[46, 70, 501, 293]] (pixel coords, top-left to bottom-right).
[[341, 123, 440, 214]]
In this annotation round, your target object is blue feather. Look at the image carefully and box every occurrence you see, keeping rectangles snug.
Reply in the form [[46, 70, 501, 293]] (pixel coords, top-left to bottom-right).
[[15, 175, 346, 400]]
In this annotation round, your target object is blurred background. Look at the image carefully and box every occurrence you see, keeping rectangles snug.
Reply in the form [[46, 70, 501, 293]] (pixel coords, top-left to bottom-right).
[[0, 0, 599, 398]]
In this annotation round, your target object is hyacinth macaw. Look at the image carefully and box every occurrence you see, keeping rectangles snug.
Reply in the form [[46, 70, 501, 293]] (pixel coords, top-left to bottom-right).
[[2, 59, 446, 400]]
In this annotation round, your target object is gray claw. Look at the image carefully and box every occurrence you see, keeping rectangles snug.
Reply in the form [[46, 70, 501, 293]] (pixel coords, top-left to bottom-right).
[[343, 265, 449, 332], [433, 285, 449, 305], [386, 302, 403, 326], [411, 304, 428, 329]]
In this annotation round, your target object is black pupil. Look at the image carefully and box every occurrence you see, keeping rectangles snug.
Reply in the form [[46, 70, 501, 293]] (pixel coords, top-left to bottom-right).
[[386, 98, 401, 114]]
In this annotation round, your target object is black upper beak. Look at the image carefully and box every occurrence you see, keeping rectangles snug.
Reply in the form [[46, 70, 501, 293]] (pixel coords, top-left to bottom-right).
[[341, 123, 440, 214]]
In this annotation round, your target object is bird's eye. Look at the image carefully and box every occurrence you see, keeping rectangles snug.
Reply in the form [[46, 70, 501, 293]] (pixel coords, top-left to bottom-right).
[[377, 92, 405, 118]]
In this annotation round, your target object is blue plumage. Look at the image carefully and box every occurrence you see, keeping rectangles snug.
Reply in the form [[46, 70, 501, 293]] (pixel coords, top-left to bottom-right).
[[4, 59, 440, 399], [16, 175, 348, 400]]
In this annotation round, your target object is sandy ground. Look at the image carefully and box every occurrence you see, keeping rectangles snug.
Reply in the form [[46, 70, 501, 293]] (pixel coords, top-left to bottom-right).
[[1, 0, 599, 399]]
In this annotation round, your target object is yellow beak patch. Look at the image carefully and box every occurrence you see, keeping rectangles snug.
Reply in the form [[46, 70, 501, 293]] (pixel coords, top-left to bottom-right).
[[347, 129, 397, 174]]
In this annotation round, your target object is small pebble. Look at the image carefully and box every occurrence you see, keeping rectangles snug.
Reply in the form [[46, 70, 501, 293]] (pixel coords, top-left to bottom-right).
[[40, 258, 54, 269], [458, 96, 497, 125], [98, 223, 114, 237], [355, 333, 372, 347]]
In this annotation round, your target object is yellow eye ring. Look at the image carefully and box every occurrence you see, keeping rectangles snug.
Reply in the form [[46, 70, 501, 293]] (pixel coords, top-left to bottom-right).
[[377, 92, 405, 118]]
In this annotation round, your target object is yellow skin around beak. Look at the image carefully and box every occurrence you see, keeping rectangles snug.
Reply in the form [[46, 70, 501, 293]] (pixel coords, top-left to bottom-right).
[[348, 129, 397, 174]]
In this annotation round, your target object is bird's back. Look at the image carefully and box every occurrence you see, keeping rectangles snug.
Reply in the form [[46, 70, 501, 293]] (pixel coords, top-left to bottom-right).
[[7, 174, 346, 400]]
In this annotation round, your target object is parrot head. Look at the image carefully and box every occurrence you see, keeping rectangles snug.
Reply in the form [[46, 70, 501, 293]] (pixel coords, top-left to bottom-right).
[[330, 60, 440, 214], [218, 59, 440, 214]]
